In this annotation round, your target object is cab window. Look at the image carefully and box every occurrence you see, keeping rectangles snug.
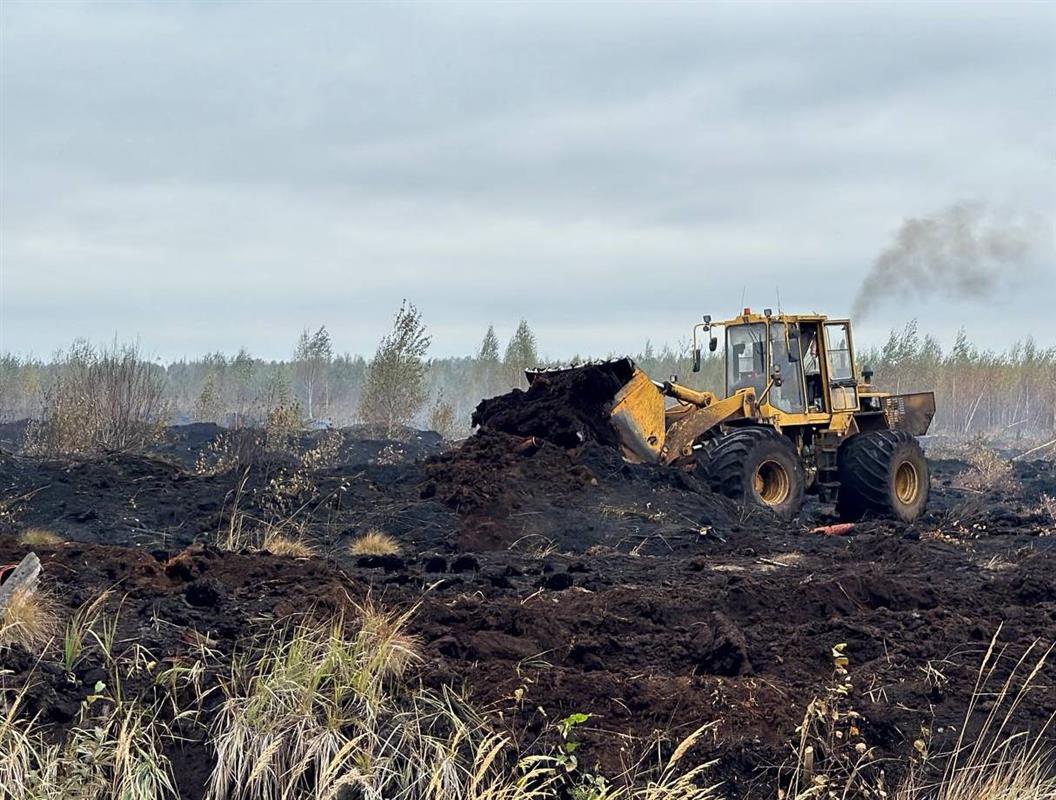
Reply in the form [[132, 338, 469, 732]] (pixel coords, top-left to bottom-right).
[[769, 322, 805, 413], [824, 322, 854, 381], [726, 323, 767, 396], [824, 321, 858, 411], [798, 323, 825, 411]]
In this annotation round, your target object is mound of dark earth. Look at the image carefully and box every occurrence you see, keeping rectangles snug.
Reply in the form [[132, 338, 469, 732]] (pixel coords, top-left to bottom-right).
[[420, 427, 739, 551], [472, 360, 635, 448], [0, 426, 453, 553]]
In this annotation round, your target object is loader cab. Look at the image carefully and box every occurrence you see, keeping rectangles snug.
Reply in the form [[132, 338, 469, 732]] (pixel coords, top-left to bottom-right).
[[794, 322, 825, 411], [720, 313, 860, 417]]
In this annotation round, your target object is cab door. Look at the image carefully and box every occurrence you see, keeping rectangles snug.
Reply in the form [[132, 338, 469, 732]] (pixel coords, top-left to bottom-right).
[[823, 320, 859, 412]]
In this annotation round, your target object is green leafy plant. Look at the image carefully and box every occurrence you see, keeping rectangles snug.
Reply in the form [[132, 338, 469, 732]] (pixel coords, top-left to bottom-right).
[[63, 590, 111, 674]]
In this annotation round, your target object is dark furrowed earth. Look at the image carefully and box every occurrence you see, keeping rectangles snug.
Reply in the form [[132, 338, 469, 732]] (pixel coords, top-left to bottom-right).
[[1, 391, 1055, 798]]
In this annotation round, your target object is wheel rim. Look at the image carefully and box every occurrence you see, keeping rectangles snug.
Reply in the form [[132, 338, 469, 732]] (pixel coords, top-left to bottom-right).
[[753, 460, 791, 506], [894, 460, 920, 505]]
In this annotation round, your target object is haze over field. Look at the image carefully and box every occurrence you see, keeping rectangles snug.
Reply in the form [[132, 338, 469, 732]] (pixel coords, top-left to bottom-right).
[[1, 1, 1053, 359]]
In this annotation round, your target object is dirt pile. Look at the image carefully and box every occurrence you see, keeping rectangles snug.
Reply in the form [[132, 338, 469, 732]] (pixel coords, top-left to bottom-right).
[[422, 430, 544, 514], [420, 429, 597, 549], [419, 427, 740, 552], [447, 361, 751, 551], [471, 359, 635, 448]]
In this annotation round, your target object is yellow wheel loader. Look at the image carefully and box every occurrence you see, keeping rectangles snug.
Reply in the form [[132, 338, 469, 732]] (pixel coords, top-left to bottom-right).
[[529, 309, 935, 522]]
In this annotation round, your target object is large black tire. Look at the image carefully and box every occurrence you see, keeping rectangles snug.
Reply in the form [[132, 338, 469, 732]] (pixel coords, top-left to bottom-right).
[[836, 430, 929, 522], [701, 427, 805, 519]]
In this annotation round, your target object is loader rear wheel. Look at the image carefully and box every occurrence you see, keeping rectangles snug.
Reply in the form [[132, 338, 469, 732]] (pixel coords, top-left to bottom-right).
[[836, 430, 929, 523], [702, 428, 805, 519]]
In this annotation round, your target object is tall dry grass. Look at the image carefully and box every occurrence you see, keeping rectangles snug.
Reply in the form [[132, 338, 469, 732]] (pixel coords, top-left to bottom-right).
[[205, 603, 721, 800], [0, 682, 177, 800], [896, 631, 1055, 800]]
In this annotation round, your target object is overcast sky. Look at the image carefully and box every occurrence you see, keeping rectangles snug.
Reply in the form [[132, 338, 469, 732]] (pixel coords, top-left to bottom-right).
[[1, 1, 1053, 362]]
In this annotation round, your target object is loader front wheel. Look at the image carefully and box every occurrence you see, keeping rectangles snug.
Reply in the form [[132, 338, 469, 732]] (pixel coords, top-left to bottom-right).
[[836, 430, 929, 523], [702, 428, 805, 519]]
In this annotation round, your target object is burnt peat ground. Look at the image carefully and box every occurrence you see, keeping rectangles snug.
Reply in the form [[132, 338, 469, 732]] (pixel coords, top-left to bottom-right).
[[1, 416, 1054, 798]]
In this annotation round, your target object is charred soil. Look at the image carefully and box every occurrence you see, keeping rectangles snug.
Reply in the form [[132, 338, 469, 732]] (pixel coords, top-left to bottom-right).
[[1, 402, 1055, 797]]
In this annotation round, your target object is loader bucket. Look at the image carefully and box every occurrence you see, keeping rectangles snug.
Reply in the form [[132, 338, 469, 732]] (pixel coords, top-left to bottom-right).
[[522, 358, 665, 461], [609, 368, 666, 463]]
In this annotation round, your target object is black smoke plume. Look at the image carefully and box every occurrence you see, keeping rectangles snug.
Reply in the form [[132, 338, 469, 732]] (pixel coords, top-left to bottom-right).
[[853, 204, 1046, 319]]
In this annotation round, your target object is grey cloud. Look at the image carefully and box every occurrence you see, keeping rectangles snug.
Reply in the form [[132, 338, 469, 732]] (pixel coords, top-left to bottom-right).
[[1, 1, 1054, 360]]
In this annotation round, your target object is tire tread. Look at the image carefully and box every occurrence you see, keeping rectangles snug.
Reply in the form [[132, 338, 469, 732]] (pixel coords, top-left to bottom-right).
[[837, 430, 929, 521]]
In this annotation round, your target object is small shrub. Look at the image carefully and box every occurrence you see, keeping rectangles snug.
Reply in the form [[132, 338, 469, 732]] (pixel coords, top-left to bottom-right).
[[349, 529, 402, 556], [18, 527, 63, 547], [1038, 494, 1056, 531], [264, 400, 302, 453], [263, 467, 316, 510], [955, 439, 1016, 493], [23, 339, 169, 457], [428, 389, 457, 440], [300, 428, 344, 470], [0, 588, 60, 652], [194, 430, 265, 475]]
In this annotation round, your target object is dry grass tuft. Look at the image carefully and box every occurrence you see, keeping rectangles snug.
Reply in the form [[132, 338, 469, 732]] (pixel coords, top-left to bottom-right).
[[261, 532, 316, 558], [18, 527, 64, 547], [264, 400, 302, 453], [207, 606, 422, 800], [355, 599, 421, 682], [349, 528, 402, 556], [0, 588, 61, 652]]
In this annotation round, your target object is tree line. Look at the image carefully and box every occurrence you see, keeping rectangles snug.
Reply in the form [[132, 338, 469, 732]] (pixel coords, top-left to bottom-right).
[[1, 307, 1052, 440]]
